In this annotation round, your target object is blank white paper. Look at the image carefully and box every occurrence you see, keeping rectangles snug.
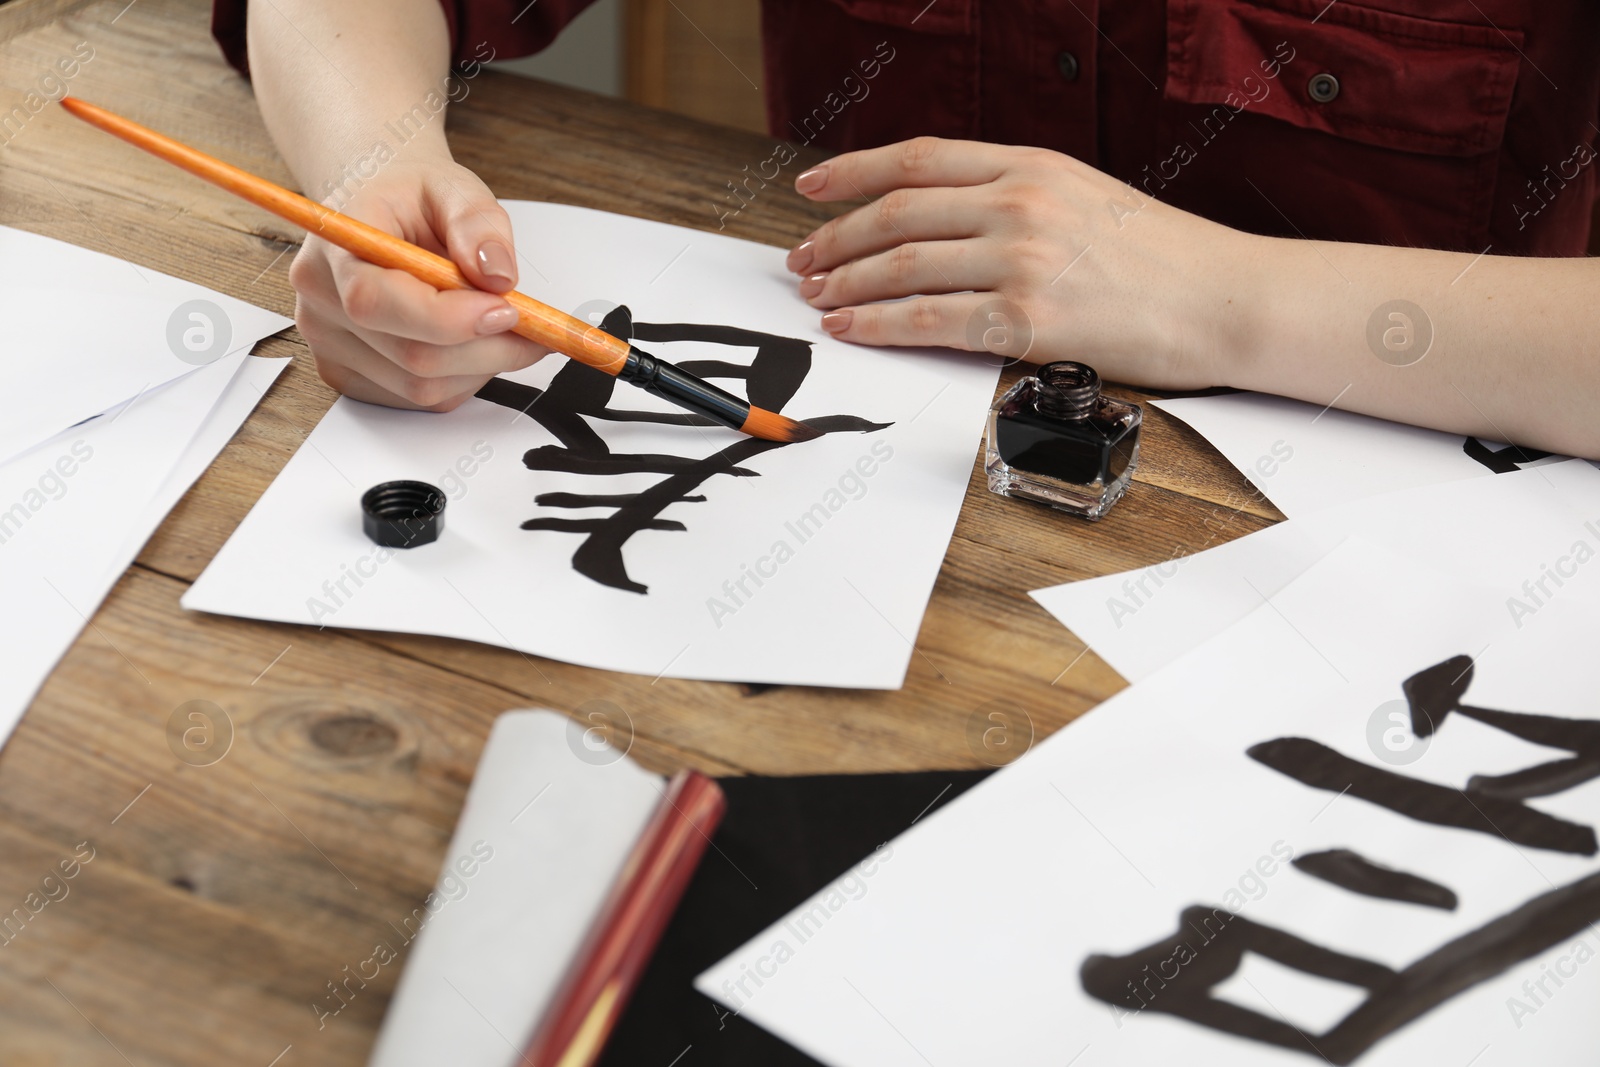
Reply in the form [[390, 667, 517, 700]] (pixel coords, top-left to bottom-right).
[[1151, 392, 1556, 517], [0, 225, 291, 464], [183, 202, 1000, 689], [701, 538, 1600, 1067], [1030, 460, 1600, 682], [0, 353, 289, 746], [366, 709, 664, 1067], [109, 355, 292, 573]]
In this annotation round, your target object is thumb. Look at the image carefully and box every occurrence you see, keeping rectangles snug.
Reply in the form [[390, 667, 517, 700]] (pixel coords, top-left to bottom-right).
[[425, 171, 519, 294]]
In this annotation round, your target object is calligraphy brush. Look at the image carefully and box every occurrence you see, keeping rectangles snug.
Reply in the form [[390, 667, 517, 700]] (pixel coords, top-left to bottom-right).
[[60, 97, 821, 444]]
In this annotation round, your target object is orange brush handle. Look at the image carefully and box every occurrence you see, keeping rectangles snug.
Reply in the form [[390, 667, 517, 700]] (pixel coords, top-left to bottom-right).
[[59, 97, 632, 376]]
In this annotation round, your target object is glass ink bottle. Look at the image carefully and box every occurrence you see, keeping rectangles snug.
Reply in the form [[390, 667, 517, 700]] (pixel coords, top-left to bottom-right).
[[985, 361, 1141, 519]]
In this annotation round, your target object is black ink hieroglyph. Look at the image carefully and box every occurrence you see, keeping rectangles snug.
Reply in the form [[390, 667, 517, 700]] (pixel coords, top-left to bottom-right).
[[1291, 850, 1459, 911], [1462, 438, 1554, 474], [1081, 655, 1600, 1064], [476, 306, 890, 593]]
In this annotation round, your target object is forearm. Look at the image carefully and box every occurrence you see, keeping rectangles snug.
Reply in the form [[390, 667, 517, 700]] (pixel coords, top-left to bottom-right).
[[1223, 237, 1600, 459], [245, 0, 454, 196]]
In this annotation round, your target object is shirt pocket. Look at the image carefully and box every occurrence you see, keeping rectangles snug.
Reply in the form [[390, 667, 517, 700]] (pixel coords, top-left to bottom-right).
[[1164, 0, 1523, 248]]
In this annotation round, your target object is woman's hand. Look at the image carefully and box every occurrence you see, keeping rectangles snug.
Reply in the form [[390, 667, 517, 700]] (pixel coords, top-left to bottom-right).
[[289, 158, 547, 410], [787, 137, 1255, 390]]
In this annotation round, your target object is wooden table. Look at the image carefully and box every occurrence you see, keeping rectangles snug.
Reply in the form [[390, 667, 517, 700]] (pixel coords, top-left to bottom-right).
[[0, 1, 1281, 1063]]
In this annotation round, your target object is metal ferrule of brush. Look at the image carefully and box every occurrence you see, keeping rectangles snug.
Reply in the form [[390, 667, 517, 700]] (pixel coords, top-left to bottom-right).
[[619, 346, 751, 429]]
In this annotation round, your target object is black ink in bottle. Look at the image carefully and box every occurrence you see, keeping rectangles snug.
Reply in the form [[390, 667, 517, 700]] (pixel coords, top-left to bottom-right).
[[984, 361, 1141, 519]]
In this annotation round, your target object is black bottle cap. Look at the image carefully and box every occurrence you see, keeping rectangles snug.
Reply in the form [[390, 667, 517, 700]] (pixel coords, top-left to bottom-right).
[[361, 480, 446, 548]]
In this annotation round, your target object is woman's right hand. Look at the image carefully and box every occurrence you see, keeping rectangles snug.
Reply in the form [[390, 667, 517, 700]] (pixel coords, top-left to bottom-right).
[[288, 157, 548, 410]]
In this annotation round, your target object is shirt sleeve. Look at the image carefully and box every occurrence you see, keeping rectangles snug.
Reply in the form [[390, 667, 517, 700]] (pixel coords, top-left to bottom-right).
[[210, 0, 250, 77], [210, 0, 599, 79], [441, 0, 603, 63]]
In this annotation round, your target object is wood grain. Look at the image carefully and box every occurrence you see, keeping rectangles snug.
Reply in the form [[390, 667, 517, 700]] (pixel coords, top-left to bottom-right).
[[0, 1, 1277, 1064], [0, 0, 92, 40]]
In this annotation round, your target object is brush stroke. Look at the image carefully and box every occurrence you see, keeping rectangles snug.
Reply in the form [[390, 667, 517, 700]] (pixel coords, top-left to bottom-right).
[[1292, 849, 1458, 910], [1247, 737, 1598, 856], [1082, 871, 1600, 1065], [1081, 904, 1395, 1060], [534, 492, 707, 509], [1404, 655, 1600, 800], [519, 446, 761, 478], [1462, 437, 1553, 474]]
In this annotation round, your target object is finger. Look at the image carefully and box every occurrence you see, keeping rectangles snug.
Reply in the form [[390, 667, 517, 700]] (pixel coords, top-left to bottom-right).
[[789, 186, 987, 273], [298, 234, 526, 350], [794, 137, 1015, 202], [317, 358, 456, 411], [348, 320, 548, 379], [820, 292, 1001, 351], [324, 246, 524, 346], [802, 239, 1000, 310], [300, 314, 497, 410], [424, 173, 521, 293]]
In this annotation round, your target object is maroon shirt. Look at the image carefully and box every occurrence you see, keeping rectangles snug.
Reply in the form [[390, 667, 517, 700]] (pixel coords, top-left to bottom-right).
[[213, 0, 1600, 255]]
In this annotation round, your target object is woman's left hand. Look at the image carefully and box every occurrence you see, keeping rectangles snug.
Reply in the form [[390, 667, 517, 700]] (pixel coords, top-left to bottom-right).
[[786, 136, 1255, 390]]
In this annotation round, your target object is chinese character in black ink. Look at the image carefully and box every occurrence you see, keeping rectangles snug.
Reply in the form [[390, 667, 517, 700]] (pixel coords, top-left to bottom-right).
[[476, 305, 890, 594], [1081, 655, 1600, 1064]]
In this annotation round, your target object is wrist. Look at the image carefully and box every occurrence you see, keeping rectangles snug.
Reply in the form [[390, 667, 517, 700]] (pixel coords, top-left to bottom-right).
[[302, 130, 455, 209], [1194, 229, 1278, 391]]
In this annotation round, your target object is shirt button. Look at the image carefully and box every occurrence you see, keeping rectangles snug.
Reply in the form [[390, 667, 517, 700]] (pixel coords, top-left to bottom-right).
[[1307, 72, 1340, 103], [1057, 51, 1080, 82]]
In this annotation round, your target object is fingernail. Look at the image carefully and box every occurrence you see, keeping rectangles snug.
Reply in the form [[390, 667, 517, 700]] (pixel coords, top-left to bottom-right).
[[476, 241, 515, 287], [788, 239, 815, 274], [800, 271, 829, 299], [795, 167, 827, 195], [821, 309, 853, 333], [477, 304, 519, 334]]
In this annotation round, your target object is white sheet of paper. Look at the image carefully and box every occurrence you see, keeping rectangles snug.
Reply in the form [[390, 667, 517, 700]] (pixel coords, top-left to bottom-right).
[[367, 709, 664, 1067], [0, 225, 291, 464], [700, 538, 1600, 1067], [1151, 392, 1547, 516], [182, 201, 999, 689], [0, 354, 289, 745], [1030, 460, 1600, 682], [108, 355, 292, 572]]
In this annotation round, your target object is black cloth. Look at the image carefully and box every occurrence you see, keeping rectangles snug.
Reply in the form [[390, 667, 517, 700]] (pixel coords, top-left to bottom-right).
[[598, 769, 992, 1065]]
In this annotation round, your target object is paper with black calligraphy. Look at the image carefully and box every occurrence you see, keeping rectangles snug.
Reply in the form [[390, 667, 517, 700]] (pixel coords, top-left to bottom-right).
[[701, 537, 1600, 1066], [183, 202, 998, 688]]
